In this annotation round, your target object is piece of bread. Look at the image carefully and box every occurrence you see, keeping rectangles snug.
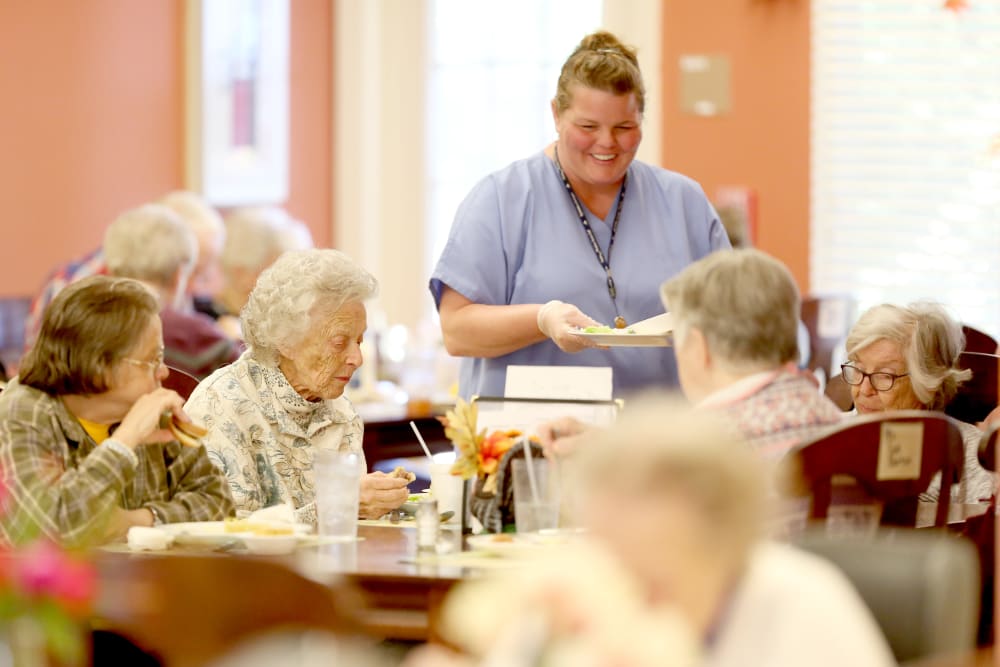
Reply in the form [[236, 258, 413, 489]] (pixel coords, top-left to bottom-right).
[[392, 466, 416, 483], [159, 410, 208, 447]]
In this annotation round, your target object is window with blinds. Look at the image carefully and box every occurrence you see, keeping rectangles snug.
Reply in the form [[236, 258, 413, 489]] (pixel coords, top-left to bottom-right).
[[811, 1, 1000, 338]]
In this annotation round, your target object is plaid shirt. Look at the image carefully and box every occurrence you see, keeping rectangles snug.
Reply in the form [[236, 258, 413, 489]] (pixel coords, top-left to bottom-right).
[[0, 379, 233, 546]]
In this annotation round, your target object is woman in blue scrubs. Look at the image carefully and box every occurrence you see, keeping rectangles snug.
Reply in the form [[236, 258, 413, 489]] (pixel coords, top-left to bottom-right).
[[431, 30, 730, 399]]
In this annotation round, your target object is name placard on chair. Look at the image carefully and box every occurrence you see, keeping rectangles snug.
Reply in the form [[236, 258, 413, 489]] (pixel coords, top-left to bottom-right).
[[876, 422, 924, 480]]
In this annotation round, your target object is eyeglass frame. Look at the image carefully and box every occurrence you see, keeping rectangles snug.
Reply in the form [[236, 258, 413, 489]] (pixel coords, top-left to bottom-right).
[[123, 348, 166, 372], [840, 363, 909, 392]]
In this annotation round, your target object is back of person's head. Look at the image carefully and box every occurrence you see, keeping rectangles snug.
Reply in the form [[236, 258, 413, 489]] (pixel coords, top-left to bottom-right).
[[555, 30, 645, 114], [221, 207, 313, 274], [576, 397, 764, 564], [19, 276, 159, 395], [846, 302, 970, 410], [661, 248, 800, 372], [158, 190, 224, 240], [103, 204, 197, 287]]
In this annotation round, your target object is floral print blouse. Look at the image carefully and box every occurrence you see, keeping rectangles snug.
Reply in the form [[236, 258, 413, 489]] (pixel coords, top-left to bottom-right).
[[184, 353, 364, 525]]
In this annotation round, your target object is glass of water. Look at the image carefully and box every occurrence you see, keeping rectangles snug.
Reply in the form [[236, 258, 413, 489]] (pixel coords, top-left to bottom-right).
[[313, 450, 362, 540], [512, 459, 560, 533]]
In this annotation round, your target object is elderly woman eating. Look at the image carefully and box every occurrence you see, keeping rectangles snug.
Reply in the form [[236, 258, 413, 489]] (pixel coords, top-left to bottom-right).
[[542, 249, 844, 460], [844, 302, 996, 502], [185, 249, 408, 524], [0, 276, 233, 547]]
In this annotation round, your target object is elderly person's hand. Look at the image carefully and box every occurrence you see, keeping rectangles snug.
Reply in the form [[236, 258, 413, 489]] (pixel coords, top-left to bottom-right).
[[113, 388, 189, 449], [537, 300, 603, 353], [359, 472, 409, 519], [537, 416, 590, 458]]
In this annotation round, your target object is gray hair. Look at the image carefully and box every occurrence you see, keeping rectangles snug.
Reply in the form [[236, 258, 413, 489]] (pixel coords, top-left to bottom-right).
[[103, 204, 197, 286], [846, 302, 971, 411], [660, 248, 800, 372], [576, 397, 764, 559], [221, 206, 313, 273], [158, 190, 224, 239], [242, 249, 378, 365]]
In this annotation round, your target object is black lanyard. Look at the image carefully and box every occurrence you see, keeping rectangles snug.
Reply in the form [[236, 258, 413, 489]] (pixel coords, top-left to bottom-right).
[[553, 146, 628, 328]]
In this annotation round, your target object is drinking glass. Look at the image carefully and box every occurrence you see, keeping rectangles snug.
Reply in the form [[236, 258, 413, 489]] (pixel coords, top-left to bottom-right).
[[313, 450, 362, 540], [512, 459, 560, 533]]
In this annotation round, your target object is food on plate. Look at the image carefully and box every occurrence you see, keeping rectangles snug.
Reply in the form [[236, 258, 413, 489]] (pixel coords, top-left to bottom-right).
[[223, 518, 294, 536], [159, 410, 208, 447], [392, 466, 416, 483], [492, 534, 515, 543], [581, 325, 637, 335]]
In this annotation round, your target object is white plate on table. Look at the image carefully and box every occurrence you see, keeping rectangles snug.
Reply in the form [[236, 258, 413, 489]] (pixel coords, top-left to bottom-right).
[[571, 312, 673, 348], [162, 521, 312, 546]]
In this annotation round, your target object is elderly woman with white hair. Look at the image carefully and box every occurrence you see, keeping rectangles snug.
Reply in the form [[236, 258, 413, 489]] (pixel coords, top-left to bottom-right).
[[185, 249, 408, 524], [105, 204, 241, 379], [843, 302, 996, 502], [541, 249, 843, 460]]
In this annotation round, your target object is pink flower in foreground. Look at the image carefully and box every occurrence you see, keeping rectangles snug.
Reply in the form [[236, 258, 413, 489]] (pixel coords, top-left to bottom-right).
[[13, 540, 96, 614]]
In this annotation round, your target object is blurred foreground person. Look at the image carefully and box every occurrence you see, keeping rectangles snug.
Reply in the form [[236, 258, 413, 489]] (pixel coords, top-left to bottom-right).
[[408, 402, 893, 667]]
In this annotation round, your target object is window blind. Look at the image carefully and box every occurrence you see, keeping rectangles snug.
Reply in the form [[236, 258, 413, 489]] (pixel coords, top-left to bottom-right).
[[811, 0, 1000, 338]]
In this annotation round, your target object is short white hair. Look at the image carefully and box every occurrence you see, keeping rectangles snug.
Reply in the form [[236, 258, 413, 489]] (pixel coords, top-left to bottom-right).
[[158, 190, 224, 240], [221, 207, 313, 273], [103, 204, 197, 286], [846, 302, 971, 411], [660, 248, 800, 371], [242, 249, 378, 365], [576, 397, 765, 559]]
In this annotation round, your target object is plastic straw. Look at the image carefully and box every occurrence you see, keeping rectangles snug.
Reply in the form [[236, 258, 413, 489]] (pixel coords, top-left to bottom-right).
[[409, 421, 435, 461], [521, 436, 542, 507]]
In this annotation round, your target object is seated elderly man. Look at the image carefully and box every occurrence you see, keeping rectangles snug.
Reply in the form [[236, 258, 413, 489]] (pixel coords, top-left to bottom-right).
[[0, 276, 233, 547], [104, 204, 241, 379], [543, 249, 843, 460], [23, 190, 226, 350], [206, 206, 313, 339], [410, 402, 893, 667], [185, 249, 408, 524], [844, 302, 996, 503]]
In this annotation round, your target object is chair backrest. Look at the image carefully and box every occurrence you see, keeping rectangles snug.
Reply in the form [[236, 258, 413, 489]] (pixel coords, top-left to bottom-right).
[[162, 366, 201, 401], [962, 324, 999, 355], [946, 352, 1000, 425], [801, 295, 856, 380], [794, 529, 980, 663], [823, 372, 855, 411], [979, 423, 999, 472], [777, 411, 965, 527], [93, 554, 360, 667]]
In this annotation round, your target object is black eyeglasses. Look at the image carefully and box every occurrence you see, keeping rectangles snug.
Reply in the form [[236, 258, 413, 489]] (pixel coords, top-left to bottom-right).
[[840, 364, 908, 392]]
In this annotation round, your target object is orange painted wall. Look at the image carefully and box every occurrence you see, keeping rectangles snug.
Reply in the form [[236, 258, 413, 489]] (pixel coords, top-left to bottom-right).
[[661, 0, 811, 292], [0, 0, 334, 298]]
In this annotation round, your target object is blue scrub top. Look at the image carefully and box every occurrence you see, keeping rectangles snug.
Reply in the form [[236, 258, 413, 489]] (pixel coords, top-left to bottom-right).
[[430, 151, 730, 399]]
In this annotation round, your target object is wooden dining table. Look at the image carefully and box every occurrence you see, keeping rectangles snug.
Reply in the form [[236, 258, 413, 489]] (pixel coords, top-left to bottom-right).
[[95, 524, 495, 644]]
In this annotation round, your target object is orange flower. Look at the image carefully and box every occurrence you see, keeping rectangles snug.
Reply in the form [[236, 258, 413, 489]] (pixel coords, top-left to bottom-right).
[[943, 0, 969, 11]]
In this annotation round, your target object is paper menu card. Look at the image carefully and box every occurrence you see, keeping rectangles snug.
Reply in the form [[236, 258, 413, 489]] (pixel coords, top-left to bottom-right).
[[503, 365, 613, 402]]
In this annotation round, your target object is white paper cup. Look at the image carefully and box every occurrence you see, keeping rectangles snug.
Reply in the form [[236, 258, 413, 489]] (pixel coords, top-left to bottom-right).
[[429, 462, 463, 521]]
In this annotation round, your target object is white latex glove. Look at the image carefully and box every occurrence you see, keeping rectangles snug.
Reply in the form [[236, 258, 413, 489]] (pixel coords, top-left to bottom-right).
[[537, 300, 603, 353]]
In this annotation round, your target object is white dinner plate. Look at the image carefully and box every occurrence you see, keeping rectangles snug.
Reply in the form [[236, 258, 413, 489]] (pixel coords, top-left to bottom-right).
[[571, 312, 673, 347], [162, 521, 313, 546]]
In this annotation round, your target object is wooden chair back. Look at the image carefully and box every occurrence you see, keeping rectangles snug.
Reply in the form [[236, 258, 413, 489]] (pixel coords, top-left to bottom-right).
[[93, 554, 360, 667], [776, 411, 965, 527], [824, 372, 855, 411], [946, 352, 1000, 425], [963, 324, 999, 355], [162, 366, 201, 401], [801, 295, 856, 380]]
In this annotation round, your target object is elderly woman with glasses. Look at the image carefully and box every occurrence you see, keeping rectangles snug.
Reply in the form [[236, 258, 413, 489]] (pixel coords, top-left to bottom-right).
[[0, 276, 233, 547], [843, 302, 996, 502]]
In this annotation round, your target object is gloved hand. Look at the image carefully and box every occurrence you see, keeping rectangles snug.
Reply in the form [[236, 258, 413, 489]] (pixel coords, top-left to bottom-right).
[[537, 300, 602, 353]]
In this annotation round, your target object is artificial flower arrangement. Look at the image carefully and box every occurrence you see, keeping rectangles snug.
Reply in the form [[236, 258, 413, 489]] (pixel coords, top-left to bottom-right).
[[439, 399, 529, 495], [0, 476, 97, 665]]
